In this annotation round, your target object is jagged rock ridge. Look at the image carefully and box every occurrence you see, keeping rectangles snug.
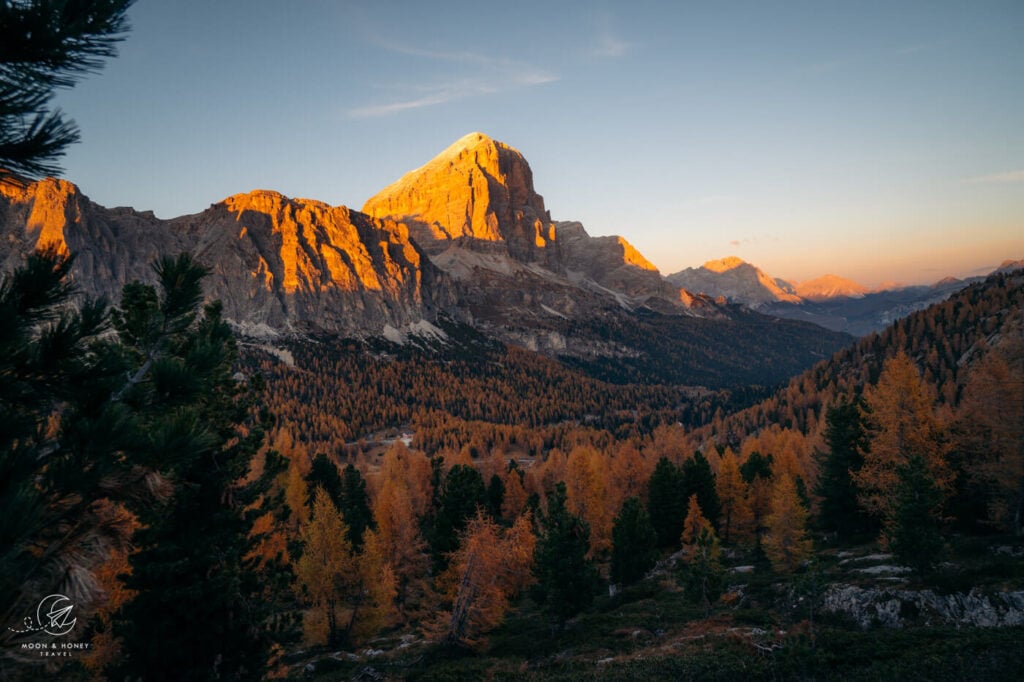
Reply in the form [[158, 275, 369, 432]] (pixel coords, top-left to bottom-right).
[[0, 179, 451, 336], [1, 133, 855, 387], [666, 255, 1018, 337], [667, 256, 801, 307], [364, 133, 702, 328]]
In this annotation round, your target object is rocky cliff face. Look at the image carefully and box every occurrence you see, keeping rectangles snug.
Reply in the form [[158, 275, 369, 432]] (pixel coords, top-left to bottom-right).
[[0, 179, 451, 336], [363, 133, 701, 320], [667, 256, 802, 307], [1, 134, 853, 387], [362, 132, 556, 266]]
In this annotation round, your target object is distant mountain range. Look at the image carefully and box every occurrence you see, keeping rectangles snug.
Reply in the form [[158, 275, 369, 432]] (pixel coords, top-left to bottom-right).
[[668, 256, 1022, 337], [10, 131, 1009, 387]]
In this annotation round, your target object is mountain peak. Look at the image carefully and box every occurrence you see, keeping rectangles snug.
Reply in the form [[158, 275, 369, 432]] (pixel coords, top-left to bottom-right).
[[439, 131, 501, 157], [794, 274, 868, 301], [667, 256, 800, 306], [703, 256, 748, 273], [362, 133, 551, 262]]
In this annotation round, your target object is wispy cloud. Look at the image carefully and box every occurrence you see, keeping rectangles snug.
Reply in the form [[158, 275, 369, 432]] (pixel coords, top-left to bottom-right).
[[727, 233, 779, 248], [964, 169, 1024, 185], [349, 38, 557, 118], [589, 11, 630, 58]]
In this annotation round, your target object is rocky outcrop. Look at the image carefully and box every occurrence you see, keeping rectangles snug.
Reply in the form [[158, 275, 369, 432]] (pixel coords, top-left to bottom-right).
[[0, 179, 452, 335], [362, 132, 556, 265], [0, 134, 853, 387], [0, 178, 184, 298], [555, 221, 687, 304], [363, 133, 701, 318], [822, 584, 1024, 629], [667, 256, 802, 307], [794, 274, 869, 301]]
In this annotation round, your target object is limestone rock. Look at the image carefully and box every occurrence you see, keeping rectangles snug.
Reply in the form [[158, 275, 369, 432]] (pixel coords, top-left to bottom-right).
[[0, 179, 452, 336], [362, 132, 555, 265], [822, 583, 1024, 629], [666, 256, 802, 307]]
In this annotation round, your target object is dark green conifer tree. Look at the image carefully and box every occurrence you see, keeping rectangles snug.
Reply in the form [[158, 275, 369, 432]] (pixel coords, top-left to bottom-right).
[[887, 455, 944, 577], [610, 497, 659, 585], [0, 249, 137, 662], [681, 525, 725, 616], [681, 452, 721, 529], [306, 454, 344, 510], [0, 0, 134, 181], [430, 464, 487, 564], [533, 482, 599, 624], [110, 255, 272, 681], [339, 463, 373, 551], [648, 457, 686, 547], [740, 451, 774, 484], [486, 473, 505, 520], [816, 397, 874, 537]]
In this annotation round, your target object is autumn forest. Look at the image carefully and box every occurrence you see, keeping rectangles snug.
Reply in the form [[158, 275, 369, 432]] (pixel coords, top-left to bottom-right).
[[3, 3, 1024, 679]]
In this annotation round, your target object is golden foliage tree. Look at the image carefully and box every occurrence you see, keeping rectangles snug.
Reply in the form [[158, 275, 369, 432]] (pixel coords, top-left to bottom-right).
[[284, 454, 311, 533], [609, 443, 651, 511], [956, 336, 1024, 533], [564, 446, 613, 557], [371, 475, 431, 621], [501, 468, 529, 520], [294, 488, 358, 646], [763, 473, 812, 573], [680, 494, 713, 552], [854, 352, 950, 525], [431, 511, 535, 649], [716, 450, 753, 544]]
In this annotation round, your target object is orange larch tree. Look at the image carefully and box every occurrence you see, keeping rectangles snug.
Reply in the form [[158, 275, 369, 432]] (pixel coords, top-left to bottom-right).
[[294, 488, 359, 646], [716, 449, 753, 544], [564, 446, 613, 557], [854, 352, 950, 526], [431, 511, 535, 650], [763, 473, 812, 573]]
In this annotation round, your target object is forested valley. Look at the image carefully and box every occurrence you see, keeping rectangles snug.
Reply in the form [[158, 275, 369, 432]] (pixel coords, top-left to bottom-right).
[[4, 249, 1022, 681]]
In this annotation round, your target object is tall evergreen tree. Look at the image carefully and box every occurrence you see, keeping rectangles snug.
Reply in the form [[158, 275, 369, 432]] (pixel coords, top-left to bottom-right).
[[339, 463, 373, 551], [681, 452, 721, 529], [306, 454, 344, 511], [740, 451, 774, 484], [486, 472, 505, 520], [887, 455, 944, 577], [430, 464, 487, 564], [648, 457, 687, 547], [816, 397, 874, 537], [533, 483, 598, 624], [0, 249, 138, 663], [1, 0, 134, 181], [110, 255, 272, 681], [610, 497, 659, 585], [681, 524, 724, 616]]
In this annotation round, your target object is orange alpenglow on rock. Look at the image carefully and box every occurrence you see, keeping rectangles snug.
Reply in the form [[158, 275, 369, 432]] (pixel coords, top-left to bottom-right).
[[362, 132, 554, 261], [1, 177, 79, 256]]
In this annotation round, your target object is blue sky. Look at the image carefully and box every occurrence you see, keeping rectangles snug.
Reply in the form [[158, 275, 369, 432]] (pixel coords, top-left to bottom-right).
[[52, 0, 1023, 286]]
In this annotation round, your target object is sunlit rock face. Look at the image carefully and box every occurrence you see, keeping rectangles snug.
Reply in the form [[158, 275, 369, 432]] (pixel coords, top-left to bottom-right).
[[362, 132, 557, 266], [0, 178, 183, 294], [0, 132, 717, 346], [364, 133, 700, 316], [0, 179, 451, 335], [667, 256, 803, 307], [174, 190, 452, 333], [794, 274, 869, 301]]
